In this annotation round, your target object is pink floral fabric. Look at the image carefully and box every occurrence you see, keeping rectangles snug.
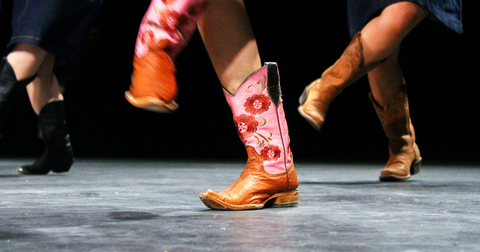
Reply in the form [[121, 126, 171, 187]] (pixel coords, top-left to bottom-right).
[[135, 0, 209, 58], [224, 65, 292, 174]]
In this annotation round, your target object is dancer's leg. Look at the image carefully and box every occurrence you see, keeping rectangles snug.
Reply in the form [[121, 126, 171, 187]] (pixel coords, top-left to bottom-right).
[[17, 49, 73, 175], [6, 43, 48, 80], [363, 2, 428, 106], [361, 2, 429, 66], [363, 3, 427, 181], [1, 43, 47, 136], [298, 1, 429, 130], [198, 0, 261, 93], [198, 1, 297, 210], [26, 53, 63, 115], [125, 0, 209, 113]]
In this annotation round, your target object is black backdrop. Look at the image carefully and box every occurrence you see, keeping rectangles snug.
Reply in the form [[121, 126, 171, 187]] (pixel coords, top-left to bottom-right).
[[1, 1, 479, 163]]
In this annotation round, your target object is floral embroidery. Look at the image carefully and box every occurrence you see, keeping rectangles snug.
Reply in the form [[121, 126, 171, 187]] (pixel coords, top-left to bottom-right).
[[234, 114, 259, 139], [246, 75, 267, 96], [244, 94, 271, 115], [142, 0, 208, 51], [156, 7, 180, 31], [260, 145, 281, 161], [139, 29, 155, 45], [235, 73, 283, 161]]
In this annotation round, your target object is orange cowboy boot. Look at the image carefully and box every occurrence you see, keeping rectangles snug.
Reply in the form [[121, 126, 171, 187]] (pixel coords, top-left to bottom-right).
[[369, 85, 422, 181], [298, 32, 384, 130], [199, 62, 298, 210], [125, 0, 209, 113]]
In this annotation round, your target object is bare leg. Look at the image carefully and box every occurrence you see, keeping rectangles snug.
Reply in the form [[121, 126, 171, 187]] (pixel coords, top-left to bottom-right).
[[6, 43, 48, 80], [26, 53, 63, 115], [198, 0, 261, 93], [362, 2, 427, 181], [361, 2, 429, 105]]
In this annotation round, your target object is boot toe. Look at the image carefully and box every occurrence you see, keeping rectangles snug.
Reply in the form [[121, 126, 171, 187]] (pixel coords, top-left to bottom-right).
[[199, 190, 230, 210], [17, 166, 50, 175], [379, 168, 411, 182], [298, 106, 323, 131]]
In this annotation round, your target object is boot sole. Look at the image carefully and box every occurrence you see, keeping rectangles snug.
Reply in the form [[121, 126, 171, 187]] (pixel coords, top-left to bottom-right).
[[199, 190, 299, 210], [125, 91, 178, 113], [379, 158, 422, 182]]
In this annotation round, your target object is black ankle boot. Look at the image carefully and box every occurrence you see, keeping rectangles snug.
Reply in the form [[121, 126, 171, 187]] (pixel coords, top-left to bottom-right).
[[0, 58, 37, 138], [18, 100, 74, 175]]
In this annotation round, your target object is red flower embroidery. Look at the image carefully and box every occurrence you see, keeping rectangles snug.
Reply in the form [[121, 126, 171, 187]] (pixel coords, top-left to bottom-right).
[[234, 114, 258, 139], [140, 29, 155, 45], [244, 94, 271, 115], [158, 9, 180, 31], [260, 145, 281, 161]]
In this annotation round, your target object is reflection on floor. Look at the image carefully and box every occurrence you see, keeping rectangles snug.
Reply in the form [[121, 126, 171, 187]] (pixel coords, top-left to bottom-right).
[[1, 159, 479, 251]]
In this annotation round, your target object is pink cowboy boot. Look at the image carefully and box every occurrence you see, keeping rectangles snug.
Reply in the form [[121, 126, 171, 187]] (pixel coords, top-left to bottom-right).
[[199, 62, 299, 210], [125, 0, 209, 112]]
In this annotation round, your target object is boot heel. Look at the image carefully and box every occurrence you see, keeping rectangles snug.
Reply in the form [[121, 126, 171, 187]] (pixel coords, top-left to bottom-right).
[[269, 190, 299, 208], [410, 157, 422, 175]]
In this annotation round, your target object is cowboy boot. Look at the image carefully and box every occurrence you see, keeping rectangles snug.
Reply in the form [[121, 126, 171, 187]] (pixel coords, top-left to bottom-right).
[[369, 85, 421, 181], [18, 100, 74, 175], [199, 62, 299, 210], [298, 33, 384, 130], [125, 0, 209, 113], [0, 58, 36, 138]]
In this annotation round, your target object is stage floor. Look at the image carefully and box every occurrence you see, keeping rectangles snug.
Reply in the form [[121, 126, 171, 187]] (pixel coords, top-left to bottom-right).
[[1, 159, 479, 251]]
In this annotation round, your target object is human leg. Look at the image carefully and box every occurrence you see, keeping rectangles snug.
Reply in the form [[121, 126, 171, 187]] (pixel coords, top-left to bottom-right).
[[367, 45, 421, 181], [298, 2, 429, 130], [199, 63, 298, 210], [197, 0, 261, 93], [197, 0, 297, 210], [17, 53, 73, 175], [125, 0, 209, 113], [25, 54, 63, 114]]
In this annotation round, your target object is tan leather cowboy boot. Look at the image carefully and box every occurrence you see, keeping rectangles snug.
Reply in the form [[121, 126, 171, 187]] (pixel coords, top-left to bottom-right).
[[369, 85, 422, 181], [125, 0, 209, 113], [199, 63, 299, 210], [298, 33, 383, 130]]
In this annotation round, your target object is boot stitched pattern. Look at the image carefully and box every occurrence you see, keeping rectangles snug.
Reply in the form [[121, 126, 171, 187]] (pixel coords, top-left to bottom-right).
[[233, 74, 283, 162], [136, 0, 209, 58]]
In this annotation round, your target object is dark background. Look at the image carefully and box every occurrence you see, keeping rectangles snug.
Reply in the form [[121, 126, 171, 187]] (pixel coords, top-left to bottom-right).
[[1, 1, 479, 164]]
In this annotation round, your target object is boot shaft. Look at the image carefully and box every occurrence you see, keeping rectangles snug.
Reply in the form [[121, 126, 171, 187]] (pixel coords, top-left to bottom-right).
[[369, 85, 416, 154], [135, 0, 209, 59], [38, 100, 71, 148], [0, 58, 37, 137], [322, 33, 383, 92], [224, 63, 292, 174], [0, 58, 36, 106]]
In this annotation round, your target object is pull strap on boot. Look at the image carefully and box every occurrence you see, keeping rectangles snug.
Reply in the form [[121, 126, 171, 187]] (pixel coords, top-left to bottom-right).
[[298, 33, 384, 130], [125, 0, 209, 113], [18, 100, 74, 175], [199, 62, 299, 210], [0, 58, 37, 137], [369, 85, 422, 181]]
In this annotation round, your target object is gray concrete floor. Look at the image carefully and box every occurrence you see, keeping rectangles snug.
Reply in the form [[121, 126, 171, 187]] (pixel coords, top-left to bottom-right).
[[1, 159, 480, 251]]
